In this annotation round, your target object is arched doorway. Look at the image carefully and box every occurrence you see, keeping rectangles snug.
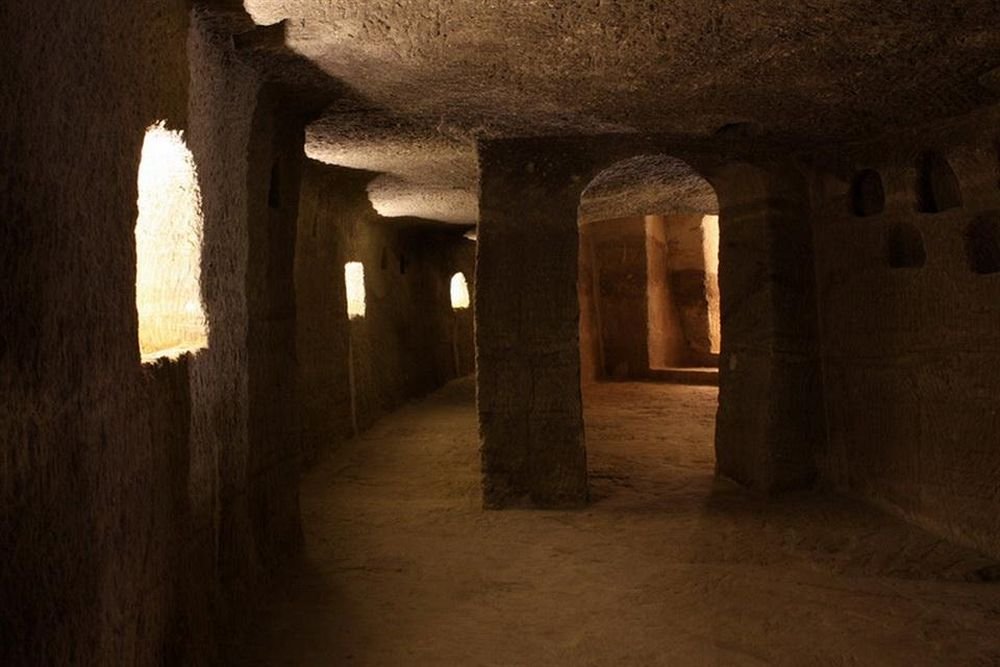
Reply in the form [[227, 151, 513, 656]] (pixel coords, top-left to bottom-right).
[[577, 155, 721, 505]]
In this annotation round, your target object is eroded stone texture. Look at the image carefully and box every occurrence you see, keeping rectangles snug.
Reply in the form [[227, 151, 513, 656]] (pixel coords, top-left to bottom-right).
[[245, 88, 307, 581], [306, 110, 480, 225], [581, 156, 720, 223], [186, 16, 267, 658], [0, 5, 312, 664], [713, 161, 825, 492], [7, 0, 999, 661], [808, 106, 1000, 558], [2, 2, 189, 662], [477, 141, 590, 508]]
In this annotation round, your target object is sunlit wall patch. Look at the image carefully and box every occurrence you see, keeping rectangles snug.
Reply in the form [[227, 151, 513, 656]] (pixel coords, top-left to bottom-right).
[[345, 261, 367, 319]]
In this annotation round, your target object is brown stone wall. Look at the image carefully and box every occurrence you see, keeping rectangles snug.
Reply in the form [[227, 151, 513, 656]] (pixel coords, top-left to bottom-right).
[[580, 213, 717, 378], [295, 161, 476, 463], [668, 215, 714, 362], [580, 214, 717, 378], [244, 90, 306, 584], [186, 16, 275, 659], [809, 107, 1000, 557], [584, 217, 650, 379], [578, 226, 604, 383], [1, 6, 308, 664], [647, 215, 687, 369]]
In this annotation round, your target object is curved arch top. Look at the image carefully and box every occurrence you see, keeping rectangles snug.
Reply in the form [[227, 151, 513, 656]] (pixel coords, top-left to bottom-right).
[[579, 154, 720, 222]]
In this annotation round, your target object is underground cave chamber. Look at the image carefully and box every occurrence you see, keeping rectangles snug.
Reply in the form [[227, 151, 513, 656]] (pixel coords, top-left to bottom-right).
[[5, 2, 1000, 664]]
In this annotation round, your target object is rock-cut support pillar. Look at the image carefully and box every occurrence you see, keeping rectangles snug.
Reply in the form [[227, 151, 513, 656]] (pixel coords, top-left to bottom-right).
[[476, 141, 588, 508], [714, 162, 824, 492]]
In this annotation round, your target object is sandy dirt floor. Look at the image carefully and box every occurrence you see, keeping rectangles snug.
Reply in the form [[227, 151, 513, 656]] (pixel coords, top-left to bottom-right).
[[231, 378, 1000, 666]]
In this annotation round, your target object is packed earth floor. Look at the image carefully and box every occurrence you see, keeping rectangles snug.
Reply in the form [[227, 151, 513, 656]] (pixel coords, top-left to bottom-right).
[[233, 378, 1000, 666]]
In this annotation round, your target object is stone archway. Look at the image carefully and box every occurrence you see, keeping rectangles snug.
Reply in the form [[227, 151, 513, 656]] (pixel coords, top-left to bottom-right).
[[577, 155, 721, 382], [475, 137, 823, 509]]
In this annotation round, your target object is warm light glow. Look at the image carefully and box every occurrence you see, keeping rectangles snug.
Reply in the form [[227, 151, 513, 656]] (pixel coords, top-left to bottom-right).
[[702, 215, 719, 275], [701, 215, 721, 354], [135, 122, 207, 361], [450, 272, 470, 310], [345, 262, 366, 319]]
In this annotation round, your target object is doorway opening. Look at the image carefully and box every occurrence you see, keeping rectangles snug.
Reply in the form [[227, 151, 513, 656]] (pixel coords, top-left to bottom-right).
[[577, 155, 721, 505]]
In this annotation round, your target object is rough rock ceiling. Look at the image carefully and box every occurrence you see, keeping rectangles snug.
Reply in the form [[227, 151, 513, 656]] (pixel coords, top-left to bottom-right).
[[304, 106, 478, 225], [241, 0, 1000, 225], [580, 155, 720, 223]]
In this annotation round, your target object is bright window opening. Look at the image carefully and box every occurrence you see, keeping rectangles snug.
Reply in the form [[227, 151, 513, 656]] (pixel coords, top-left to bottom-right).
[[135, 122, 207, 362], [450, 272, 470, 310], [701, 214, 721, 354], [886, 222, 926, 268], [345, 262, 366, 319]]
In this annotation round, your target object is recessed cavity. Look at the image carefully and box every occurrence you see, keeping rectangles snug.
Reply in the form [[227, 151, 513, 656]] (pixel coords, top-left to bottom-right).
[[916, 151, 962, 213]]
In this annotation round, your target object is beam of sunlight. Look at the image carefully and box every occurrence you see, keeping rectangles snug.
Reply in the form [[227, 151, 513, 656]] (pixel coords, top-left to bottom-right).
[[135, 122, 207, 362]]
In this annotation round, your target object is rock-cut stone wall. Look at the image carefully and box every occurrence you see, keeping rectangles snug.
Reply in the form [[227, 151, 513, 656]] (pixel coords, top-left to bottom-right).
[[809, 105, 1000, 559], [1, 5, 308, 664]]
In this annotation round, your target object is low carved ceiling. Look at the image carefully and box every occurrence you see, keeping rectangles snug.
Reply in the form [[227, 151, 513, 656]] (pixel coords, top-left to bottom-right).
[[232, 0, 1000, 225]]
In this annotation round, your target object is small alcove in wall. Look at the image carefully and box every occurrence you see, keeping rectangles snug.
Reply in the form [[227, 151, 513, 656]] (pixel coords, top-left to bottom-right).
[[916, 151, 962, 213], [850, 169, 885, 217]]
